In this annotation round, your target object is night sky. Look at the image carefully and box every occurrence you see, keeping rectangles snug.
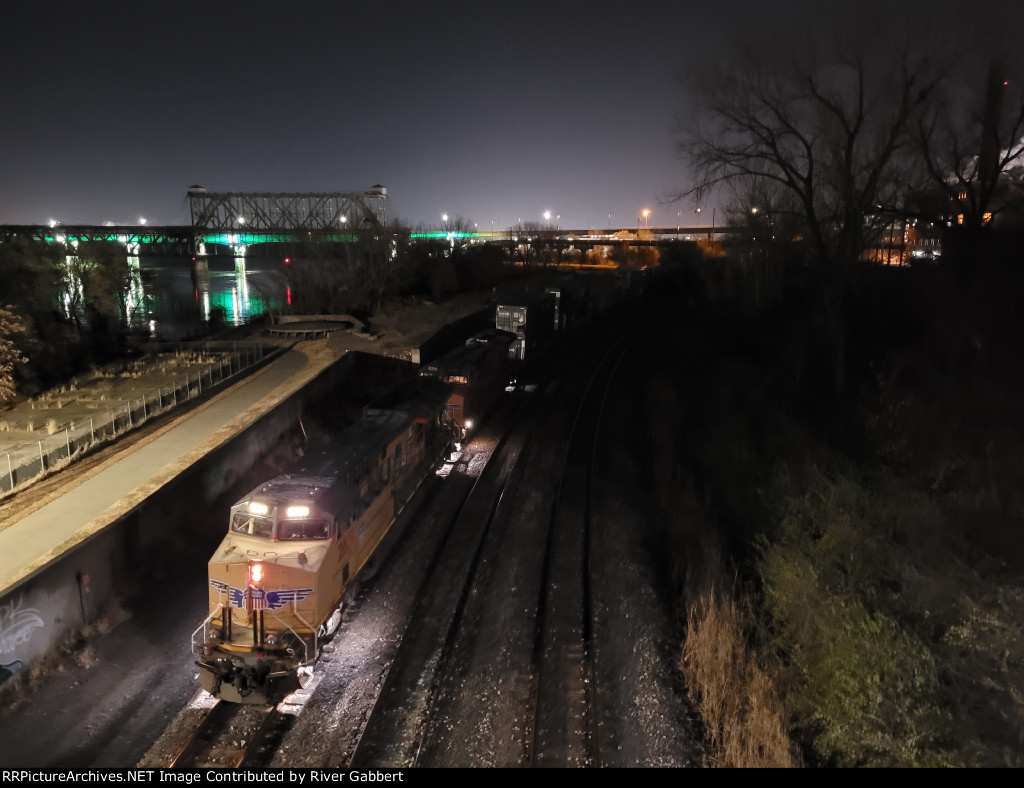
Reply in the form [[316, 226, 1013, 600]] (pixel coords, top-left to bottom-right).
[[2, 1, 1020, 232]]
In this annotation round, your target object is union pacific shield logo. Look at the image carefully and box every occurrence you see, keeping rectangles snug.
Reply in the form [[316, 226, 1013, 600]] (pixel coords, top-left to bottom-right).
[[210, 580, 313, 610]]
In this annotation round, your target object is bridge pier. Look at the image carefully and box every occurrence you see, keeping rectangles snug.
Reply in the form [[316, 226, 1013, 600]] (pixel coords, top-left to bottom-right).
[[191, 256, 212, 325]]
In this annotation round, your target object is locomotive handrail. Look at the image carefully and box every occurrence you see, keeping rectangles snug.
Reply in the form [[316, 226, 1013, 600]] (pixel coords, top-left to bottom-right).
[[264, 608, 318, 666], [191, 604, 225, 655], [192, 602, 319, 667]]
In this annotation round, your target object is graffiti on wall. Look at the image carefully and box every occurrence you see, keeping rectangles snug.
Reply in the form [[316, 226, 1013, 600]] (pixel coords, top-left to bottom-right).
[[0, 594, 45, 656]]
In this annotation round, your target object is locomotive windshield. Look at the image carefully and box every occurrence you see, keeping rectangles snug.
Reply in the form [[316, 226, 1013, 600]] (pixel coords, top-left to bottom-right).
[[229, 511, 330, 541], [278, 520, 330, 541], [230, 512, 274, 538]]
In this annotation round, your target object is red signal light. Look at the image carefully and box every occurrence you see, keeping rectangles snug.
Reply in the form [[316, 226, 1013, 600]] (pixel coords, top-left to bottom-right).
[[284, 258, 290, 264]]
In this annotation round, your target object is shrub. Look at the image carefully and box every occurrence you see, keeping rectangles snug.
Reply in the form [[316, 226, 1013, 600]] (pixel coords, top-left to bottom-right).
[[756, 468, 954, 767]]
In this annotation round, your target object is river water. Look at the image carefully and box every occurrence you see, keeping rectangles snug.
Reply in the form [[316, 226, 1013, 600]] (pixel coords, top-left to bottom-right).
[[138, 255, 286, 341]]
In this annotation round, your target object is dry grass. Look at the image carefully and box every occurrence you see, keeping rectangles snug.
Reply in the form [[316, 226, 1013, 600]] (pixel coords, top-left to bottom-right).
[[682, 583, 796, 768], [647, 370, 795, 767]]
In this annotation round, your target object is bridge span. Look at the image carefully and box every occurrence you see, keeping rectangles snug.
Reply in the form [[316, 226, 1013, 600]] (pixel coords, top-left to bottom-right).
[[0, 187, 727, 256], [0, 223, 725, 256]]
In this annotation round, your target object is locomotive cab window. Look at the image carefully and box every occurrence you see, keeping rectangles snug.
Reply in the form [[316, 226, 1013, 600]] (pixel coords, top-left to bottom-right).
[[230, 513, 274, 538], [278, 520, 331, 541]]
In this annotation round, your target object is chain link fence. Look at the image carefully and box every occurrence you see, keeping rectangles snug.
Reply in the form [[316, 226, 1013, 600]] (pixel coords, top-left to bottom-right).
[[0, 341, 266, 496]]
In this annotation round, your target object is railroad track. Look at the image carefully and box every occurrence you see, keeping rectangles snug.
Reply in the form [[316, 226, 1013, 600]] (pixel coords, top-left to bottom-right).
[[345, 313, 640, 767], [348, 383, 547, 766], [531, 330, 637, 767], [168, 700, 289, 768]]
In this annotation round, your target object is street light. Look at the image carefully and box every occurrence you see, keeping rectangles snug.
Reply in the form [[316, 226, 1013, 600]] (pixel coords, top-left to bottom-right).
[[139, 216, 147, 226], [544, 210, 551, 229], [442, 213, 449, 232], [642, 208, 650, 228]]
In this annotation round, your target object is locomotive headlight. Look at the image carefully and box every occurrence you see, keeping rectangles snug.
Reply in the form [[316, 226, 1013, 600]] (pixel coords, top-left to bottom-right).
[[248, 562, 264, 586], [286, 505, 310, 518], [465, 419, 474, 431], [249, 501, 269, 515]]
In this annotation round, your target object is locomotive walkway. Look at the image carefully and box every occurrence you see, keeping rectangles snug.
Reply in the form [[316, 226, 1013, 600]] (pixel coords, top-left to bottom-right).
[[0, 339, 339, 596]]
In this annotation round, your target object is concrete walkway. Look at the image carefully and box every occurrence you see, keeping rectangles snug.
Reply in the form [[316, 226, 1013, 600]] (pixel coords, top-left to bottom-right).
[[0, 342, 333, 595]]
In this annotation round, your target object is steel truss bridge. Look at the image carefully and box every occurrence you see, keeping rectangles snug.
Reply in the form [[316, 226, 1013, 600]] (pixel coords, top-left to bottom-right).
[[0, 188, 392, 257], [186, 186, 389, 254]]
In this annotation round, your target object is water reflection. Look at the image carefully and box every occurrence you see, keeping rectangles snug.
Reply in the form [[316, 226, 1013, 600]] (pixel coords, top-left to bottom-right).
[[141, 255, 284, 340]]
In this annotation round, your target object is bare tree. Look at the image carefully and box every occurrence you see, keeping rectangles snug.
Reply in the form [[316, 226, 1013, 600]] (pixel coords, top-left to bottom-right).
[[912, 54, 1024, 229], [347, 221, 413, 314], [674, 5, 956, 393], [509, 220, 544, 266], [676, 5, 942, 270], [445, 215, 476, 237]]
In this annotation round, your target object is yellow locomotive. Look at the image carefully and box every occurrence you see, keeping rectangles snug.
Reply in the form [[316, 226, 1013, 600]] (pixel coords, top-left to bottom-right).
[[192, 375, 454, 704]]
